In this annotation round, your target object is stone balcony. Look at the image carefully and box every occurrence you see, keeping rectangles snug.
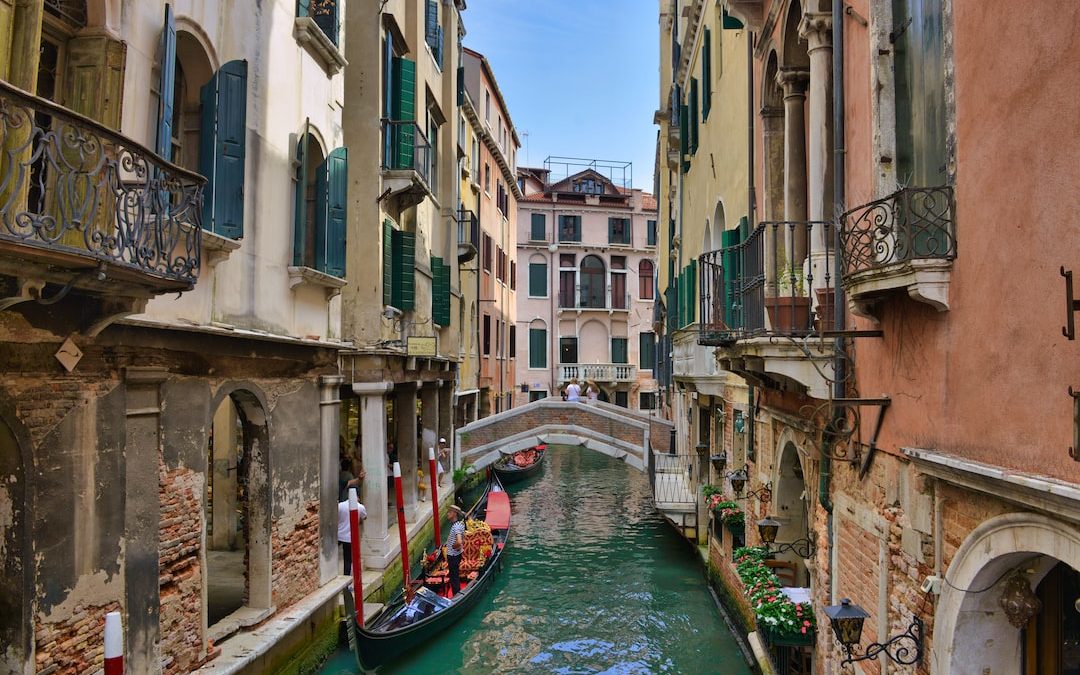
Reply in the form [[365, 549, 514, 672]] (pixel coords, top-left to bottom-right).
[[557, 363, 637, 385]]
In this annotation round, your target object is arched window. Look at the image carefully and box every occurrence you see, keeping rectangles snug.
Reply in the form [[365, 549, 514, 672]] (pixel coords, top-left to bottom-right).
[[579, 255, 606, 308], [639, 260, 655, 300], [293, 130, 348, 277]]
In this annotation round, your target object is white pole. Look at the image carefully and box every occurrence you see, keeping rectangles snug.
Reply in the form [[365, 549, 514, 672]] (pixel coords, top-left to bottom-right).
[[104, 611, 123, 675]]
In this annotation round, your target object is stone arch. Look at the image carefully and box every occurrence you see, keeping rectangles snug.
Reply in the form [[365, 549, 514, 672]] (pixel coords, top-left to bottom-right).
[[769, 431, 811, 585], [170, 26, 217, 174], [711, 200, 727, 250], [203, 382, 272, 630], [934, 512, 1080, 675], [0, 393, 33, 674], [761, 49, 786, 225], [782, 0, 810, 69], [579, 319, 609, 363]]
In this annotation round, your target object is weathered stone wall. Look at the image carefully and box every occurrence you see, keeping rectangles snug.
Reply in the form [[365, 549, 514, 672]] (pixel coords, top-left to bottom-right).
[[33, 600, 121, 674], [271, 500, 321, 609], [158, 464, 206, 674]]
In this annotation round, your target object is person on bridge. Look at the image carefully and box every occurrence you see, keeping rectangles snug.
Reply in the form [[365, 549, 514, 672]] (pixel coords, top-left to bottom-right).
[[445, 505, 467, 594], [586, 382, 599, 403], [565, 377, 582, 402]]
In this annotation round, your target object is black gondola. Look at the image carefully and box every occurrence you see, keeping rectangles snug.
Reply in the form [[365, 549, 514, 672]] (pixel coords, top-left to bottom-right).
[[491, 444, 547, 484], [343, 472, 510, 671]]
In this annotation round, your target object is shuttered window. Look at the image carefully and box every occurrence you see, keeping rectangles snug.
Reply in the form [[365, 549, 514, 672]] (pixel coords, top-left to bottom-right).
[[431, 256, 450, 326], [156, 4, 176, 160], [299, 0, 339, 45], [425, 0, 444, 68], [316, 147, 347, 277], [529, 262, 547, 297], [382, 219, 393, 306], [689, 78, 699, 156], [679, 104, 689, 173], [509, 326, 516, 359], [702, 29, 712, 120], [647, 219, 657, 246], [391, 230, 415, 310], [199, 60, 248, 239], [639, 332, 656, 370], [529, 328, 547, 368], [391, 57, 416, 170], [611, 338, 628, 364], [530, 213, 546, 241], [558, 215, 581, 242], [608, 217, 631, 245]]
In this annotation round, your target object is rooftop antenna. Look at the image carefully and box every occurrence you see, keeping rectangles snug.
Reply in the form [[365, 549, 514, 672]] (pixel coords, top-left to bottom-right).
[[522, 130, 530, 167]]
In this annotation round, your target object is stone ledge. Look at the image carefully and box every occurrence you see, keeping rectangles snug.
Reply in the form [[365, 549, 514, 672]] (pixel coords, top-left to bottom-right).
[[287, 265, 347, 299], [293, 17, 347, 75]]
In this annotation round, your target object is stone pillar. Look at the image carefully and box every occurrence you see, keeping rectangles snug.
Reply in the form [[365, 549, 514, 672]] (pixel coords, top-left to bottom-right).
[[354, 382, 393, 569], [420, 382, 439, 456], [800, 13, 835, 291], [318, 375, 343, 584], [438, 381, 453, 449], [761, 105, 786, 295], [124, 367, 168, 674], [394, 383, 419, 523], [779, 68, 810, 264]]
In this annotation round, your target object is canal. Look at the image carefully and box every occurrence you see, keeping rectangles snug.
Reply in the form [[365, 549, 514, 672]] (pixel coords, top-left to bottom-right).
[[319, 445, 751, 673]]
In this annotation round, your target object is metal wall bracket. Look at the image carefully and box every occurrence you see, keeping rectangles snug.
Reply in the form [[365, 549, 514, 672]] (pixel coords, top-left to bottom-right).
[[1070, 386, 1080, 461], [1061, 267, 1080, 339], [827, 398, 891, 477]]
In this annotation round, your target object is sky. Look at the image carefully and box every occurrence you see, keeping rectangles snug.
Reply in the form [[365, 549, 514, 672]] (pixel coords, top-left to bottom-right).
[[462, 0, 660, 191]]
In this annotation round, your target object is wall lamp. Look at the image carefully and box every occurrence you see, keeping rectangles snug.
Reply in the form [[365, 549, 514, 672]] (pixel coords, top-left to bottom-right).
[[756, 516, 815, 558], [823, 599, 924, 668], [726, 466, 772, 502], [710, 452, 728, 473]]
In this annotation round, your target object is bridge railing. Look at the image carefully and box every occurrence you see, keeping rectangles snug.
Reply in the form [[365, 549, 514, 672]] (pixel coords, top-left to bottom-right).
[[650, 450, 697, 509]]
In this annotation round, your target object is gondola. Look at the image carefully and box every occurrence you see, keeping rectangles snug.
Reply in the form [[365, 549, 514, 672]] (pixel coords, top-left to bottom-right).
[[491, 444, 546, 484], [343, 472, 510, 672]]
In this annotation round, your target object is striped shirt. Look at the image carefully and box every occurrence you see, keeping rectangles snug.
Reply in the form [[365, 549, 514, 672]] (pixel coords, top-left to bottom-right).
[[447, 521, 466, 557]]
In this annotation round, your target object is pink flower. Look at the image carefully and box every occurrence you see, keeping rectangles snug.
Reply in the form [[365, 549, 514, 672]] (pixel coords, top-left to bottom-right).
[[801, 627, 807, 634], [804, 620, 812, 627]]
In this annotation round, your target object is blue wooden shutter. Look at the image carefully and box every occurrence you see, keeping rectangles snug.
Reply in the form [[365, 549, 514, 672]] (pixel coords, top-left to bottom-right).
[[382, 220, 393, 306], [199, 60, 248, 239], [293, 126, 309, 266], [392, 57, 416, 169], [391, 230, 415, 310], [315, 147, 347, 277], [313, 0, 338, 45], [156, 4, 176, 160], [297, 0, 310, 16]]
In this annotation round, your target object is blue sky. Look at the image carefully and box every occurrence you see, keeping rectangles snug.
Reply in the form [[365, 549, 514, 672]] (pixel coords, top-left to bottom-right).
[[463, 0, 659, 191]]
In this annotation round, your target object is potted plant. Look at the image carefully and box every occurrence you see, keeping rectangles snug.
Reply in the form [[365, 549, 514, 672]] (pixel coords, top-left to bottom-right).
[[765, 254, 811, 332], [734, 546, 817, 646]]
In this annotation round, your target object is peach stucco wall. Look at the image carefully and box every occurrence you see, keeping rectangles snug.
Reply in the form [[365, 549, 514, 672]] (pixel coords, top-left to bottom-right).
[[849, 0, 1080, 480]]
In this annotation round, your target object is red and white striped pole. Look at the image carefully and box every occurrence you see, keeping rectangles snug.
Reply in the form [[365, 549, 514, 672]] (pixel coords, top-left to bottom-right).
[[104, 610, 123, 675], [428, 447, 442, 549], [348, 487, 364, 627], [392, 462, 413, 603]]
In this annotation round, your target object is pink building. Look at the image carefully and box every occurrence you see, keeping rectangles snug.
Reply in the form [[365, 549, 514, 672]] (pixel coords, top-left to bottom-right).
[[514, 160, 659, 409]]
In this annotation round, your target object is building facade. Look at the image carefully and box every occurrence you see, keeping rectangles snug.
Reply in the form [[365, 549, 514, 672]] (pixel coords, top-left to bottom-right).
[[658, 0, 1080, 673], [0, 0, 350, 672], [515, 160, 659, 410]]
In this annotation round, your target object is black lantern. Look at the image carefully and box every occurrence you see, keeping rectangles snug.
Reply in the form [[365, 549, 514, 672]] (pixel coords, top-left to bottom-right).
[[756, 515, 815, 557], [824, 598, 924, 668], [728, 467, 748, 495], [757, 516, 781, 544], [709, 452, 728, 473]]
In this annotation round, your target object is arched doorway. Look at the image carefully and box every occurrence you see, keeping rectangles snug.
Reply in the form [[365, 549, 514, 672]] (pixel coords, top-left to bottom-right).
[[0, 408, 30, 673], [579, 255, 606, 308], [205, 388, 271, 629], [771, 440, 810, 586]]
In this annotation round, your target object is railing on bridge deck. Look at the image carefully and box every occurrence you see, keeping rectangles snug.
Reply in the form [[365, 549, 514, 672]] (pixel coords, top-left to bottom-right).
[[557, 363, 637, 384], [649, 450, 697, 509]]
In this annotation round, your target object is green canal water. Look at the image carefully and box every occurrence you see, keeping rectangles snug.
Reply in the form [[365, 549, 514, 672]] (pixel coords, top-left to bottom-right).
[[319, 445, 751, 674]]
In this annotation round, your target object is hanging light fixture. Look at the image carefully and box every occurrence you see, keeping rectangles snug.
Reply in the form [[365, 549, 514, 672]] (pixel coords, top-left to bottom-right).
[[756, 515, 815, 558], [710, 452, 728, 473], [727, 467, 748, 495], [999, 571, 1042, 628], [823, 599, 924, 668]]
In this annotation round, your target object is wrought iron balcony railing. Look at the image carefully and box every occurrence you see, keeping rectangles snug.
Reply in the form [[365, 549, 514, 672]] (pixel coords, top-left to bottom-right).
[[698, 220, 835, 346], [839, 186, 956, 280], [457, 206, 478, 263], [0, 80, 204, 290], [381, 119, 431, 187]]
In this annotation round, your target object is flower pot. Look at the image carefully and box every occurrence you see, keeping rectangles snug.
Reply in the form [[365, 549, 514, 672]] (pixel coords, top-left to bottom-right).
[[727, 521, 746, 549], [760, 624, 816, 647], [814, 287, 836, 332], [765, 296, 812, 333]]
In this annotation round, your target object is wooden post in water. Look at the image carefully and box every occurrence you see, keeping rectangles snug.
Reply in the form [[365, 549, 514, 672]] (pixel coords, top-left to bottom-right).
[[392, 462, 413, 602], [348, 487, 364, 626], [428, 448, 442, 549]]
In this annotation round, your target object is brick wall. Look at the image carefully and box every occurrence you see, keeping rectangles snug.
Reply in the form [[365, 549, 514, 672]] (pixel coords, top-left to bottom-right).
[[271, 500, 321, 610], [34, 601, 121, 674], [158, 464, 205, 674]]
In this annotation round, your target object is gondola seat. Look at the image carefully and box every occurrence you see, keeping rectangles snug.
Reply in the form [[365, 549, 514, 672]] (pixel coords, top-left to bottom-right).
[[461, 521, 494, 574]]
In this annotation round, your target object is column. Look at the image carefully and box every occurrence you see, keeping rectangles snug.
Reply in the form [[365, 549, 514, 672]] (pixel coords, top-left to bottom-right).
[[779, 68, 811, 264], [800, 13, 835, 292], [123, 367, 168, 673], [420, 382, 439, 456], [318, 374, 343, 583], [394, 383, 419, 522], [438, 380, 453, 450], [354, 382, 393, 568]]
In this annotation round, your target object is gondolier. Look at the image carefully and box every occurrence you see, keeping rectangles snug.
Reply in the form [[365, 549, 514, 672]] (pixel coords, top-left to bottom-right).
[[445, 504, 466, 594]]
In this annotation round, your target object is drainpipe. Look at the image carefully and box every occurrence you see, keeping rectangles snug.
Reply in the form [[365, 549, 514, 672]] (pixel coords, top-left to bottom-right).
[[746, 32, 757, 472]]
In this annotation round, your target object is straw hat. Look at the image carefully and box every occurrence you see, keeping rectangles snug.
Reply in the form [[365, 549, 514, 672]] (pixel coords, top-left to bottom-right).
[[447, 504, 465, 516]]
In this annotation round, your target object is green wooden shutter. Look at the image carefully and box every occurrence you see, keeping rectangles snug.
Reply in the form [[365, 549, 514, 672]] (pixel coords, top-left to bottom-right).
[[529, 328, 547, 368], [457, 65, 464, 106], [391, 229, 416, 310], [722, 9, 744, 29], [316, 146, 347, 277], [431, 256, 450, 326], [65, 36, 126, 130], [199, 60, 248, 239], [679, 104, 690, 173], [531, 213, 546, 240], [721, 227, 741, 329], [382, 219, 393, 306], [702, 29, 712, 120], [392, 57, 416, 169], [612, 338, 628, 364], [639, 332, 656, 370], [689, 78, 699, 155], [156, 4, 176, 159], [528, 262, 547, 297], [293, 126, 309, 266]]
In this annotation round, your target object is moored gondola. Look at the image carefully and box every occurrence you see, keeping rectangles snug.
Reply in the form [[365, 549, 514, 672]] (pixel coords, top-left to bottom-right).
[[492, 444, 546, 484], [343, 472, 510, 671]]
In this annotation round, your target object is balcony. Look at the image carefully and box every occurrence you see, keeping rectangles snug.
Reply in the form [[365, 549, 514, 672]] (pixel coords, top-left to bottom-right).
[[558, 363, 637, 384], [457, 207, 478, 263], [697, 221, 836, 398], [558, 288, 632, 313], [839, 186, 955, 318], [380, 119, 431, 208], [0, 80, 203, 322]]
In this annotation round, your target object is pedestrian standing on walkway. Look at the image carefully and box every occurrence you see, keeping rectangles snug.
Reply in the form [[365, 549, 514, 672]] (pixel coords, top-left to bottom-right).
[[337, 493, 368, 575], [445, 504, 467, 594], [565, 377, 582, 402], [437, 437, 449, 486]]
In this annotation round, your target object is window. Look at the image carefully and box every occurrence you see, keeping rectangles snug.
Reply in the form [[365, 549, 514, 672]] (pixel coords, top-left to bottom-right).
[[558, 215, 581, 242], [471, 139, 480, 179], [702, 28, 712, 120], [382, 224, 415, 310], [483, 315, 491, 355], [611, 338, 628, 364], [530, 213, 547, 241], [510, 261, 516, 290], [485, 90, 491, 120], [639, 260, 655, 299], [427, 111, 439, 194], [689, 77, 699, 155], [509, 325, 517, 359], [639, 332, 656, 370], [559, 337, 578, 364], [579, 255, 606, 308], [484, 163, 491, 193], [496, 319, 502, 358], [495, 246, 504, 282], [483, 234, 493, 272], [293, 133, 348, 277], [647, 219, 657, 246], [424, 0, 444, 67], [529, 328, 547, 368], [529, 262, 548, 297], [614, 391, 629, 408], [893, 0, 946, 187], [430, 256, 450, 326], [573, 178, 603, 194], [298, 0, 340, 46], [529, 391, 547, 402], [639, 392, 657, 410], [611, 256, 627, 309], [699, 407, 711, 447], [608, 217, 631, 245]]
